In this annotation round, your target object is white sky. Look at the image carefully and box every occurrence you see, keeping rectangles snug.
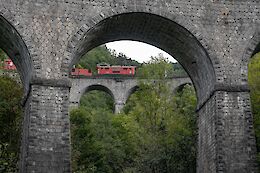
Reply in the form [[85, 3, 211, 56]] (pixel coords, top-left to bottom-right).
[[106, 41, 176, 63]]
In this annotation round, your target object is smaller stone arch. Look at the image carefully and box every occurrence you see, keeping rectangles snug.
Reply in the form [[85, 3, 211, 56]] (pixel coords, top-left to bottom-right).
[[173, 83, 193, 94], [125, 85, 139, 103], [69, 80, 116, 110], [84, 84, 115, 101]]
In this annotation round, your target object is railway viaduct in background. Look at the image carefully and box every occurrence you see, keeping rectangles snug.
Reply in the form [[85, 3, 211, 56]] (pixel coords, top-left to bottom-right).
[[0, 0, 259, 172], [69, 77, 192, 113]]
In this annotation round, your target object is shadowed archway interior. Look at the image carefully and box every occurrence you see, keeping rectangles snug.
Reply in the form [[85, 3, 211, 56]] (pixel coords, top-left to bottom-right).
[[83, 84, 115, 103], [0, 15, 32, 93]]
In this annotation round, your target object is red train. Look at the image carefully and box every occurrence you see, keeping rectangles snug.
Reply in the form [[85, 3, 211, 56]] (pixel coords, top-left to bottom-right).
[[71, 63, 136, 77], [1, 59, 136, 77], [0, 59, 17, 70], [71, 68, 92, 76]]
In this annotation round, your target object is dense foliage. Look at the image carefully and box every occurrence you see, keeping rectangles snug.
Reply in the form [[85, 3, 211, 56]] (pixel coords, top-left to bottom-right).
[[70, 56, 197, 173], [249, 52, 260, 167], [0, 76, 23, 172]]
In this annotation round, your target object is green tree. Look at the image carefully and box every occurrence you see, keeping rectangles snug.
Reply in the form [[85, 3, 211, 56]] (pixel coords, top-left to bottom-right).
[[123, 57, 196, 172], [78, 46, 115, 74], [71, 55, 197, 173], [71, 91, 133, 173], [0, 76, 23, 172], [80, 91, 114, 111], [249, 52, 260, 168]]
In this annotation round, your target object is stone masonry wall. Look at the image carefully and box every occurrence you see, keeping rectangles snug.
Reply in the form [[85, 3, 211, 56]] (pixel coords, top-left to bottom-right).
[[20, 84, 71, 173], [198, 91, 257, 173], [197, 93, 217, 173], [214, 91, 257, 173]]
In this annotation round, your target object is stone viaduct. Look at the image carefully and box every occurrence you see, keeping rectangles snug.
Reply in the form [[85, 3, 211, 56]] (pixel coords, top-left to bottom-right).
[[69, 77, 192, 113], [0, 0, 259, 172]]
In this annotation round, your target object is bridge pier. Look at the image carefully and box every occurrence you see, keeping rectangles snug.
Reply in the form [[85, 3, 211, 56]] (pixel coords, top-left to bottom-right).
[[19, 78, 71, 173], [197, 86, 257, 173], [114, 101, 125, 114]]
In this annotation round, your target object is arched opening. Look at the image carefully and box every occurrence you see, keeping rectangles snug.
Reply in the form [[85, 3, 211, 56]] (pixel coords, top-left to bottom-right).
[[82, 84, 115, 111], [70, 86, 116, 172], [68, 12, 216, 106], [69, 41, 200, 172], [68, 11, 215, 172], [0, 15, 32, 172]]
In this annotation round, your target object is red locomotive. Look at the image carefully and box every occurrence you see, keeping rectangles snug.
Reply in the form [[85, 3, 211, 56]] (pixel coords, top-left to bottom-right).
[[71, 63, 136, 77], [71, 68, 92, 76], [96, 63, 136, 77], [1, 59, 17, 70]]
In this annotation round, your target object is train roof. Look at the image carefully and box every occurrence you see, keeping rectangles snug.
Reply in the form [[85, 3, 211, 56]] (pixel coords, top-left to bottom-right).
[[97, 63, 136, 68]]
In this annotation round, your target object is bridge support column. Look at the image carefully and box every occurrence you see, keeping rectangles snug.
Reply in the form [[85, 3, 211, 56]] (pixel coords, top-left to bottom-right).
[[197, 86, 257, 173], [114, 101, 125, 114], [19, 78, 71, 173]]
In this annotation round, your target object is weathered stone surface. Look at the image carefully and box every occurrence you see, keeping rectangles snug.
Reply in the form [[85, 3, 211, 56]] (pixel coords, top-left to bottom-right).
[[0, 0, 259, 172], [21, 84, 71, 173]]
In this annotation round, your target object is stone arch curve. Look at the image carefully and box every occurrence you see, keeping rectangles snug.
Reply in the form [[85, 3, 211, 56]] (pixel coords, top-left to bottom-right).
[[241, 24, 260, 84], [0, 9, 33, 93], [69, 81, 116, 109], [80, 84, 116, 112], [125, 85, 139, 103], [84, 84, 115, 102], [64, 7, 221, 70], [64, 8, 217, 106]]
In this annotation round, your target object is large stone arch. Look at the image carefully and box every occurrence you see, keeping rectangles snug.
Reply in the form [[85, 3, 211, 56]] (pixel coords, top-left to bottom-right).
[[0, 1, 257, 172], [64, 9, 217, 107], [0, 11, 32, 93], [63, 8, 258, 172]]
